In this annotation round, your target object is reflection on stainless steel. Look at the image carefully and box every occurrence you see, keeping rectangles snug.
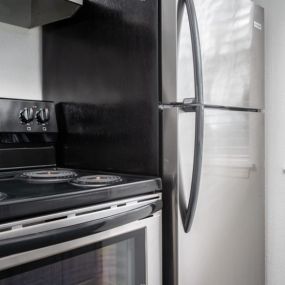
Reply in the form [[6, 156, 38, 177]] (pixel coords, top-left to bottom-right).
[[178, 109, 264, 285], [204, 110, 250, 158], [178, 109, 253, 190], [197, 0, 253, 107], [178, 0, 264, 108], [92, 240, 135, 285], [60, 239, 135, 285]]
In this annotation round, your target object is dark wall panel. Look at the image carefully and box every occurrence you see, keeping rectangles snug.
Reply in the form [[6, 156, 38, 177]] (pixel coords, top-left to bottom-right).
[[43, 0, 159, 176]]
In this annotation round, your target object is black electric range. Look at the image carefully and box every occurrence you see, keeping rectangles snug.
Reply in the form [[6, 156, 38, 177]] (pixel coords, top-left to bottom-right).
[[0, 168, 161, 223], [0, 99, 161, 223]]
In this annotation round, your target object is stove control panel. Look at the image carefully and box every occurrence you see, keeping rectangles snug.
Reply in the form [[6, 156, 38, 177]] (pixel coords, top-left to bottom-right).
[[0, 98, 57, 133]]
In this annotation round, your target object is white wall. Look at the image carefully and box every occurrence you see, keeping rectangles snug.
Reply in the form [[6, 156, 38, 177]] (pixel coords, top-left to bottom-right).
[[265, 1, 285, 284], [254, 0, 285, 284], [0, 22, 42, 100]]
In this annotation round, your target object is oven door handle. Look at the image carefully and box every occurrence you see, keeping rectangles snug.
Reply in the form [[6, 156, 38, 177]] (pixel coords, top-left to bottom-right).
[[0, 200, 162, 258]]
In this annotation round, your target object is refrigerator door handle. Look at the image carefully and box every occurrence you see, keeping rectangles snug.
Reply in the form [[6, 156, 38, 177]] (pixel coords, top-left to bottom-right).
[[184, 0, 204, 104], [180, 104, 204, 233], [178, 0, 204, 233]]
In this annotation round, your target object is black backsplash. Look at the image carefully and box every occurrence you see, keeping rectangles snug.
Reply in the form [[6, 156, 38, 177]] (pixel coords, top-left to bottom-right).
[[43, 0, 160, 176]]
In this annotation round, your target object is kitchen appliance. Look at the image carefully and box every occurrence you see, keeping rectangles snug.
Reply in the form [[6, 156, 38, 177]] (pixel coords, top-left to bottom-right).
[[161, 0, 265, 285], [36, 0, 264, 284], [0, 98, 162, 285]]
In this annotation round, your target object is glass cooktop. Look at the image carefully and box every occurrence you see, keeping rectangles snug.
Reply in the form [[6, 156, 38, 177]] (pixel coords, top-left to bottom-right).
[[0, 168, 162, 223], [0, 168, 152, 203]]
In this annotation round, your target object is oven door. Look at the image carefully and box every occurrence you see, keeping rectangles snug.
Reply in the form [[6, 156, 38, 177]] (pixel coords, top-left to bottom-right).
[[0, 194, 162, 285]]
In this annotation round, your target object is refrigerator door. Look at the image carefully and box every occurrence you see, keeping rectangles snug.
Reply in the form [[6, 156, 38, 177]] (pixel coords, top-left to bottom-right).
[[176, 0, 264, 109], [178, 109, 264, 285]]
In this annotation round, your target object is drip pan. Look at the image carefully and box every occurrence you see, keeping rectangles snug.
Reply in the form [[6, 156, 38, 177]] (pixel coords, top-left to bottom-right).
[[18, 169, 77, 184], [71, 175, 122, 187]]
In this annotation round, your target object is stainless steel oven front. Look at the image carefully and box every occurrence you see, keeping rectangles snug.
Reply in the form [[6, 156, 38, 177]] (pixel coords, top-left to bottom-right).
[[0, 194, 162, 285]]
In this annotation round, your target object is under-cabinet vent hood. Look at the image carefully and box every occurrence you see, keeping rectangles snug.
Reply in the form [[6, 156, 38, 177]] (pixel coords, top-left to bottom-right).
[[0, 0, 82, 28]]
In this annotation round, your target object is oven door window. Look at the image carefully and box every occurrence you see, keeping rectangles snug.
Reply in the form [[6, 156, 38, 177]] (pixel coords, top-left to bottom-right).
[[0, 229, 146, 285]]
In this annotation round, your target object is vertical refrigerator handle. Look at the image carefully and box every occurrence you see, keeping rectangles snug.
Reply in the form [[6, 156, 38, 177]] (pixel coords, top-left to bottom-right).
[[180, 0, 204, 233], [180, 105, 204, 233], [184, 0, 203, 104]]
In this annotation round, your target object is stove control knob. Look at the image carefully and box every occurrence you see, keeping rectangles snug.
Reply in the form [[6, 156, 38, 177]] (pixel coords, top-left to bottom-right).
[[36, 108, 50, 124], [19, 108, 34, 124]]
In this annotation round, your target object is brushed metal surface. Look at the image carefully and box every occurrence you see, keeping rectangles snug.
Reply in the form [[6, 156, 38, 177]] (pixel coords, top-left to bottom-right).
[[161, 0, 179, 283], [161, 107, 179, 285], [178, 109, 265, 285], [177, 0, 264, 108], [161, 0, 177, 104], [161, 0, 265, 284]]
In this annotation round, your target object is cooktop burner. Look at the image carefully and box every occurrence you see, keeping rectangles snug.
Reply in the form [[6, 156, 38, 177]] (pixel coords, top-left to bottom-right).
[[0, 168, 161, 222], [71, 175, 122, 187], [19, 169, 78, 184]]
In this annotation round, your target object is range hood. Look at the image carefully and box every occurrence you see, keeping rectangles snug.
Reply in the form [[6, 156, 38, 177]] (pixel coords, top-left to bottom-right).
[[0, 0, 83, 28]]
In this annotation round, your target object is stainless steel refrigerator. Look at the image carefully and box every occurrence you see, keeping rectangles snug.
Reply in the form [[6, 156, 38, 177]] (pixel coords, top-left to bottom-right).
[[161, 0, 265, 285]]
